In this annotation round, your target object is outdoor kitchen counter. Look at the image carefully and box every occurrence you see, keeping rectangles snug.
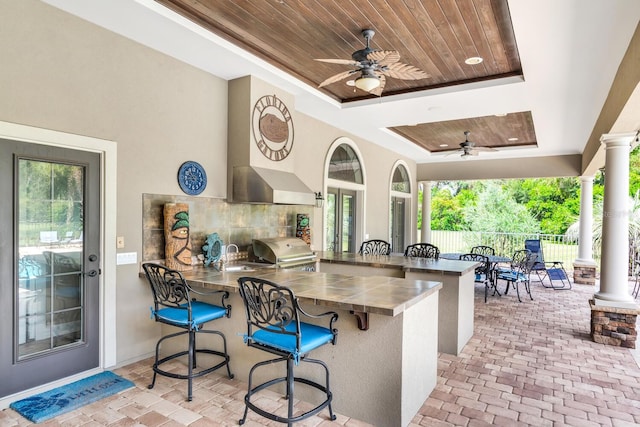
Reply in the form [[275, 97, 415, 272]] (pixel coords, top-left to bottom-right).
[[175, 266, 441, 427], [182, 266, 441, 317], [316, 250, 478, 275], [316, 251, 479, 356]]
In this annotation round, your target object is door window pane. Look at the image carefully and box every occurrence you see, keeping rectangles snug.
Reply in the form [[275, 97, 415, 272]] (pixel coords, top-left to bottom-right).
[[17, 159, 85, 360], [326, 192, 336, 251]]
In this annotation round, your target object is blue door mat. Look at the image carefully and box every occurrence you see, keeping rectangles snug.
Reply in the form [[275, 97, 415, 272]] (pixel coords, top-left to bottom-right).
[[10, 371, 135, 423]]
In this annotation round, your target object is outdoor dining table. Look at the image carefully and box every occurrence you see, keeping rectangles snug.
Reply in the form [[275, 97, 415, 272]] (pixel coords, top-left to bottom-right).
[[439, 252, 512, 264], [439, 252, 512, 295]]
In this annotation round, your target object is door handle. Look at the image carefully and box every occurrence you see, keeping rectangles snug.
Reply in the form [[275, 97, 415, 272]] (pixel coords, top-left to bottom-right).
[[84, 270, 98, 277]]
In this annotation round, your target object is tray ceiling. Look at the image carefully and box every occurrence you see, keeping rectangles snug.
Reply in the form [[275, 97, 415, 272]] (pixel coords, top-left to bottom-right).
[[155, 0, 533, 153], [155, 0, 522, 102]]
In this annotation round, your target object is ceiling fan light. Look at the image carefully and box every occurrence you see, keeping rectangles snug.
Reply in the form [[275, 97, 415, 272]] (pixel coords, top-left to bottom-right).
[[354, 75, 380, 92]]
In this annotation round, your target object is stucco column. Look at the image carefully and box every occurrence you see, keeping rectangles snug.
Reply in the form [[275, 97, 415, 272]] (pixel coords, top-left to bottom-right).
[[576, 176, 595, 263], [595, 132, 637, 303], [420, 181, 432, 243]]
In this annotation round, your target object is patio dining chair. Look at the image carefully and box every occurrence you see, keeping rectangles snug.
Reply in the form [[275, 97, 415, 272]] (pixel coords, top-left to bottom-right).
[[460, 253, 498, 303], [470, 245, 495, 256], [496, 249, 536, 302], [633, 258, 640, 298]]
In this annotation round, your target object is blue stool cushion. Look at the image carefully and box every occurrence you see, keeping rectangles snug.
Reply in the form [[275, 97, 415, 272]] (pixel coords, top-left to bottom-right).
[[251, 322, 334, 356], [497, 271, 526, 282], [156, 301, 227, 328]]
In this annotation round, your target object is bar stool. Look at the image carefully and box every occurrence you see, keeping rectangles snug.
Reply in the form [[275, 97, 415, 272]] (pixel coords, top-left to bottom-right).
[[404, 243, 440, 259], [142, 263, 233, 401], [359, 239, 391, 255], [237, 276, 338, 426]]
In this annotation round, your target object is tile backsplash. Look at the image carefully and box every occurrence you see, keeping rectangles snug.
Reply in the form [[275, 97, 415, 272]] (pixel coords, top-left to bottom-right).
[[142, 194, 314, 262]]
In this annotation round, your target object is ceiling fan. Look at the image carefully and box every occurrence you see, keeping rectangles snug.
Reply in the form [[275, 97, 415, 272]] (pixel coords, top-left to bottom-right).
[[315, 29, 428, 96], [447, 131, 497, 159]]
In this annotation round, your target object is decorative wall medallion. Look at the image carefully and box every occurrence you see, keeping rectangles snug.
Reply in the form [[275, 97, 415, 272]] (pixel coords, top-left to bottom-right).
[[251, 94, 294, 161], [177, 161, 207, 195]]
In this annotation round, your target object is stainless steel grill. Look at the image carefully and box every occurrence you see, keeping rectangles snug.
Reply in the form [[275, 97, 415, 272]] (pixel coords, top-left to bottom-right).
[[249, 237, 317, 270]]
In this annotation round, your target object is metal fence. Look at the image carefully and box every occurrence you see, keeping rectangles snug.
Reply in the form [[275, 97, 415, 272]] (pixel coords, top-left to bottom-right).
[[429, 230, 588, 273]]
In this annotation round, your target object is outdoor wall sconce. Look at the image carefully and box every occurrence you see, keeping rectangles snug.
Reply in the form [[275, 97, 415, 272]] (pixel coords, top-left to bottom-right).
[[315, 192, 324, 208]]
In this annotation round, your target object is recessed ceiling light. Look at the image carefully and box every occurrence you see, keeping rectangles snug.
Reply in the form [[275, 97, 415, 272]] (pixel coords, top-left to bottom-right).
[[439, 144, 449, 148], [495, 113, 508, 117], [465, 57, 483, 65], [346, 80, 355, 87], [508, 137, 519, 142]]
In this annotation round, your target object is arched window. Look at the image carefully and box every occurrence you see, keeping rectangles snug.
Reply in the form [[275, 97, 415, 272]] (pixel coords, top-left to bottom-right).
[[391, 164, 411, 193], [328, 144, 363, 184], [323, 139, 365, 253], [390, 162, 413, 253]]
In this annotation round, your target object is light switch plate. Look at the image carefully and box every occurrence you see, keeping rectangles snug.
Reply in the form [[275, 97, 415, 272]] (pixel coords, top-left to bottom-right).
[[116, 252, 137, 265]]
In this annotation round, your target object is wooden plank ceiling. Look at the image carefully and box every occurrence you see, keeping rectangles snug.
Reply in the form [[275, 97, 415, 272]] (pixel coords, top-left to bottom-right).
[[155, 0, 532, 154], [391, 111, 537, 154]]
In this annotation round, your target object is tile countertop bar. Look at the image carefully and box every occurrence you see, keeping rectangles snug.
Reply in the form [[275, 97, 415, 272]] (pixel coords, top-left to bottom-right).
[[316, 251, 479, 275], [170, 266, 442, 427], [316, 251, 479, 356], [182, 267, 442, 317]]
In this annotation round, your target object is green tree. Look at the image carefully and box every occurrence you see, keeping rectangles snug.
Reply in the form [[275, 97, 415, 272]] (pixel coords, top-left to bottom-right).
[[430, 187, 471, 230], [464, 183, 539, 234], [507, 178, 580, 234]]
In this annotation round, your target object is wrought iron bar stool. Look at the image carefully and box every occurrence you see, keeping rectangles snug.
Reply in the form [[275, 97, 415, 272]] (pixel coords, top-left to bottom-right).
[[237, 276, 338, 426], [359, 239, 391, 255], [142, 263, 233, 401], [404, 243, 440, 259]]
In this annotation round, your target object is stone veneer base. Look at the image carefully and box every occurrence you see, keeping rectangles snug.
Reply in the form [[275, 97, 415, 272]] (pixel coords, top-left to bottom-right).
[[574, 262, 597, 285], [589, 299, 640, 348]]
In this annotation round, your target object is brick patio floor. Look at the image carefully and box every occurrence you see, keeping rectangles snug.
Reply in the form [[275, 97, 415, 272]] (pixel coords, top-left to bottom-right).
[[2, 278, 640, 426]]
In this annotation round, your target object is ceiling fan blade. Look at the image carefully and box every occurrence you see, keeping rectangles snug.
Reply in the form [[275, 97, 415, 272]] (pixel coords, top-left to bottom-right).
[[318, 70, 358, 87], [445, 150, 463, 157], [368, 75, 387, 96], [473, 146, 498, 152], [381, 62, 429, 80], [367, 50, 400, 66], [315, 58, 360, 66]]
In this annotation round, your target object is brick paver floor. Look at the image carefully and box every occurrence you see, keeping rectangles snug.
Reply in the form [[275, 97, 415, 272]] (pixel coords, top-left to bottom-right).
[[1, 278, 639, 426]]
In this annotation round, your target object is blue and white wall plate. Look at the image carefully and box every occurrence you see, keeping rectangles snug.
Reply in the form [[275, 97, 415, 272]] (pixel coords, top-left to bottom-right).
[[177, 161, 207, 195]]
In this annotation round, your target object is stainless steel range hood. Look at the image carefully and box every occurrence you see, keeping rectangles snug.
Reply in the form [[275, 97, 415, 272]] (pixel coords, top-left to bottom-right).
[[227, 76, 316, 205], [232, 165, 315, 205]]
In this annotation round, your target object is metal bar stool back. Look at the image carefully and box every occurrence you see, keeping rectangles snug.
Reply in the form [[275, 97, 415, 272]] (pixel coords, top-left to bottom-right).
[[237, 276, 339, 426], [404, 243, 440, 259], [359, 239, 391, 255], [142, 263, 233, 401]]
